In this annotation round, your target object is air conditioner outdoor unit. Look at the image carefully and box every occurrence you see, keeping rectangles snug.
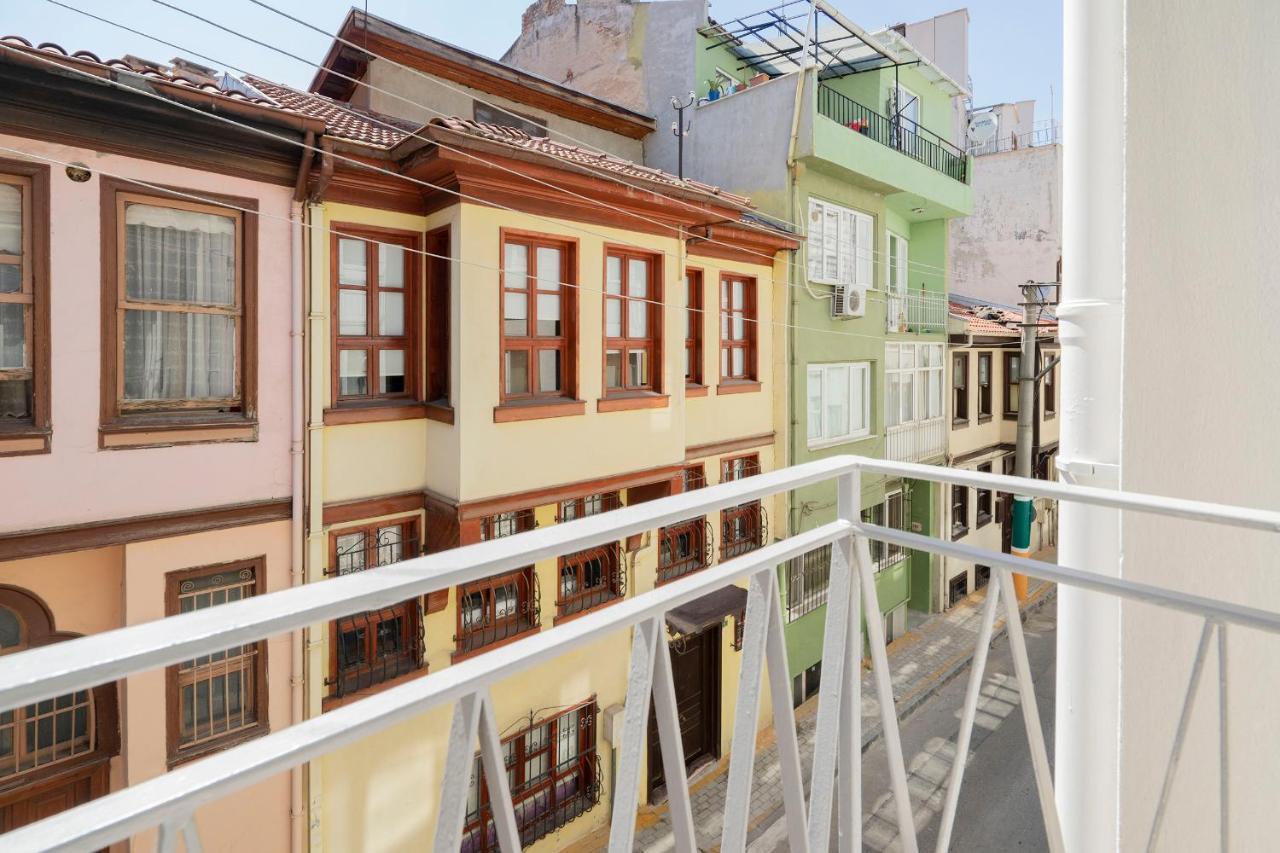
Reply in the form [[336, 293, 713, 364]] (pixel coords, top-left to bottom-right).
[[831, 284, 867, 319]]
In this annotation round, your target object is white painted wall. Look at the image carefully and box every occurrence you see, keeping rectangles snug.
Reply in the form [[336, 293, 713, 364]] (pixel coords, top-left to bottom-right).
[[950, 143, 1061, 305], [1112, 2, 1280, 849]]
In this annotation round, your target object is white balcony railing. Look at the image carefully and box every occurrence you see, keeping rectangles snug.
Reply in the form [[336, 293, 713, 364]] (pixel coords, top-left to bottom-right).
[[885, 290, 948, 334], [1, 457, 1279, 853], [886, 416, 946, 462]]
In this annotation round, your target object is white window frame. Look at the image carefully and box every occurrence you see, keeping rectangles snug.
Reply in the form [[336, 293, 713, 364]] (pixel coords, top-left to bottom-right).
[[884, 342, 943, 428], [895, 83, 920, 130], [806, 197, 873, 289], [886, 231, 909, 295], [807, 361, 871, 449]]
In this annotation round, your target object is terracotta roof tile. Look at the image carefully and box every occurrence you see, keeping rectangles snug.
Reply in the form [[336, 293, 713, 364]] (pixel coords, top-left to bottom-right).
[[245, 76, 420, 148], [949, 300, 1057, 337]]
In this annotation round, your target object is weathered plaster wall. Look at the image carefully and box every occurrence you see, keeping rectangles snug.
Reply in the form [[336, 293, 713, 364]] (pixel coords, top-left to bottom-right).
[[949, 143, 1061, 305]]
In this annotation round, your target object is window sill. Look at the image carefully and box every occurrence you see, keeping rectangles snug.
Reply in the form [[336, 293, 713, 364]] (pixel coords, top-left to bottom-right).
[[685, 383, 709, 398], [492, 398, 585, 423], [321, 666, 427, 712], [167, 724, 266, 769], [1002, 413, 1018, 421], [952, 418, 970, 429], [324, 401, 428, 426], [976, 514, 993, 528], [452, 626, 541, 662], [0, 426, 51, 457], [952, 527, 969, 541], [425, 401, 455, 425], [806, 432, 875, 452], [1044, 413, 1056, 421], [978, 414, 993, 424], [716, 380, 762, 396], [99, 415, 257, 449], [597, 392, 669, 413]]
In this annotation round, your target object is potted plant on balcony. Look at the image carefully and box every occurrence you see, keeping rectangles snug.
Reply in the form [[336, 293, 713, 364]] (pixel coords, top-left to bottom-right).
[[706, 79, 721, 101], [750, 72, 769, 86]]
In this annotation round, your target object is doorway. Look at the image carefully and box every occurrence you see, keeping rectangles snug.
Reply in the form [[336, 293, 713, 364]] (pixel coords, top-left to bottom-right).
[[647, 625, 722, 800]]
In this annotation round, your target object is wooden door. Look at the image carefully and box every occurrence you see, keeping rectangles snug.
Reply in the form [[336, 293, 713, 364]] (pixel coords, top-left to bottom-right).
[[0, 760, 108, 833], [647, 625, 722, 799]]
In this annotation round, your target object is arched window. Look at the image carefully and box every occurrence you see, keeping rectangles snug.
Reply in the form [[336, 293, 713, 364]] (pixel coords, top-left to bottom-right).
[[0, 588, 116, 782]]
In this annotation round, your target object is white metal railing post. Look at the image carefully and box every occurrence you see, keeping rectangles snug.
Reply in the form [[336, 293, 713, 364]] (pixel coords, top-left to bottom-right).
[[838, 469, 863, 853], [434, 693, 483, 852], [607, 617, 662, 852], [1218, 625, 1229, 853], [853, 532, 919, 853], [476, 692, 521, 853], [764, 556, 811, 852], [651, 618, 698, 853]]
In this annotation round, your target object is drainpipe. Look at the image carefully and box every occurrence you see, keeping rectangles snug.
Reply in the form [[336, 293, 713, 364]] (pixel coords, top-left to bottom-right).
[[288, 200, 305, 853], [1056, 0, 1125, 849]]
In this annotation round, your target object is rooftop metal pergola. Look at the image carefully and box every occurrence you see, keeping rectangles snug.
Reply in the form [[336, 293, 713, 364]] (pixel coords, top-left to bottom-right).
[[699, 0, 915, 81]]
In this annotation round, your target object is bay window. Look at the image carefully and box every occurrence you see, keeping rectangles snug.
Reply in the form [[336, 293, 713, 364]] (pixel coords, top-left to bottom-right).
[[502, 234, 575, 402], [333, 229, 418, 405], [885, 343, 944, 427], [604, 249, 661, 394], [806, 361, 871, 447]]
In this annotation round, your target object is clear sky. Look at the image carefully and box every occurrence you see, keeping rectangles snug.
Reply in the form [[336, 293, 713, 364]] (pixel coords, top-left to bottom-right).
[[6, 0, 1062, 124]]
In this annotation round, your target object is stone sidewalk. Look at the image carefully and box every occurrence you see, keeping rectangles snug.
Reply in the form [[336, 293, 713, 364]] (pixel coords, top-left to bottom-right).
[[567, 572, 1057, 852]]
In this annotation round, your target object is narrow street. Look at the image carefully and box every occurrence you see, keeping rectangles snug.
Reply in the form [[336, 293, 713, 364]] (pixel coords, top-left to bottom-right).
[[859, 598, 1056, 852]]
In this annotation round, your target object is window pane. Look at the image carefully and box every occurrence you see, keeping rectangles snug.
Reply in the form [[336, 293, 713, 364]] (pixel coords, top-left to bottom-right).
[[627, 298, 646, 338], [504, 291, 528, 337], [827, 365, 849, 437], [536, 294, 561, 336], [605, 349, 622, 389], [0, 264, 18, 294], [627, 349, 648, 387], [606, 256, 622, 294], [721, 347, 728, 377], [538, 349, 562, 393], [807, 368, 822, 441], [339, 349, 368, 396], [338, 290, 367, 336], [338, 239, 367, 285], [125, 204, 236, 306], [505, 350, 529, 395], [378, 244, 404, 288], [732, 312, 744, 341], [123, 310, 235, 400], [886, 344, 900, 370], [0, 303, 25, 369], [627, 259, 647, 297], [335, 532, 366, 575], [732, 280, 744, 309], [379, 291, 404, 336], [900, 373, 915, 422], [0, 184, 19, 255], [379, 350, 406, 394], [886, 374, 900, 428], [852, 368, 868, 431], [503, 243, 527, 290], [901, 345, 916, 369], [978, 357, 990, 385], [535, 247, 561, 291], [732, 347, 744, 377], [605, 298, 622, 337]]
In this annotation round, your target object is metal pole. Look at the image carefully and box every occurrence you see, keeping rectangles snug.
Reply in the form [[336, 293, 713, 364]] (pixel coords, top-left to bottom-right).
[[1010, 288, 1043, 599]]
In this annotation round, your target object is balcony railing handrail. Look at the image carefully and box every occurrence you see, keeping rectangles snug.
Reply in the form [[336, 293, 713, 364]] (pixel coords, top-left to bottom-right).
[[817, 84, 969, 182], [3, 456, 1280, 852]]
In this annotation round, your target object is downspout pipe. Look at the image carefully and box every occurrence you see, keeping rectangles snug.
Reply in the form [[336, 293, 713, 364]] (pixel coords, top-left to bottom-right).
[[1056, 0, 1126, 848], [288, 199, 306, 853]]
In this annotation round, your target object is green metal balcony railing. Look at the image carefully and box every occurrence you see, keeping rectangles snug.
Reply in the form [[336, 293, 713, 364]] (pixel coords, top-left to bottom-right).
[[817, 84, 969, 183]]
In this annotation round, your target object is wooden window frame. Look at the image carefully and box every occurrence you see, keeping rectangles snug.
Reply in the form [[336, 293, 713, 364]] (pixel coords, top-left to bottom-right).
[[1003, 352, 1020, 420], [0, 159, 51, 456], [1043, 351, 1056, 418], [602, 245, 663, 397], [463, 699, 599, 852], [657, 518, 710, 585], [100, 180, 259, 443], [556, 541, 623, 620], [330, 224, 421, 414], [952, 352, 970, 425], [720, 453, 764, 559], [425, 225, 452, 413], [685, 268, 704, 389], [975, 462, 993, 527], [455, 567, 539, 658], [165, 558, 268, 766], [325, 518, 425, 703], [499, 230, 578, 406], [718, 273, 758, 388], [977, 352, 993, 421], [951, 483, 970, 540]]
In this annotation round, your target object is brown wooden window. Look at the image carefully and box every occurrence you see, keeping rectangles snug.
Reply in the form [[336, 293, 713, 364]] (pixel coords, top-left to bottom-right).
[[103, 183, 257, 428], [658, 518, 711, 584], [0, 162, 50, 449], [456, 568, 539, 656], [502, 234, 575, 402], [1043, 353, 1056, 417], [721, 454, 761, 483], [720, 454, 765, 559], [682, 464, 706, 492], [976, 462, 993, 527], [685, 269, 703, 386], [480, 508, 536, 541], [425, 226, 451, 406], [719, 274, 756, 383], [952, 483, 970, 540], [327, 520, 424, 700], [462, 700, 599, 852], [1003, 352, 1020, 419], [604, 249, 661, 394], [557, 491, 620, 522], [952, 352, 969, 424], [166, 560, 267, 763], [557, 543, 624, 618], [977, 352, 993, 419], [332, 227, 419, 406]]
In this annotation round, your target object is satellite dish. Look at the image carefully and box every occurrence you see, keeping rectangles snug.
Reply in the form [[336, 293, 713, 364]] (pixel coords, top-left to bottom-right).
[[968, 112, 998, 145]]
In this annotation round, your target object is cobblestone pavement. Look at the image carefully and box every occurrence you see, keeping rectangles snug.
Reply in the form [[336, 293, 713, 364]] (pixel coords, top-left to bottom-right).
[[569, 571, 1057, 852]]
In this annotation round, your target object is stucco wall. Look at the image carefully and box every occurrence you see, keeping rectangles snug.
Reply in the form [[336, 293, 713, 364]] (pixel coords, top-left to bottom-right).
[[0, 135, 294, 533], [1116, 2, 1280, 850], [950, 143, 1061, 305]]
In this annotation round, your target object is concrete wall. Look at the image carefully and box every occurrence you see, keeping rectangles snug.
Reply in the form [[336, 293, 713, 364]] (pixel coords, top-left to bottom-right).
[[1114, 2, 1280, 850], [903, 8, 970, 149], [950, 143, 1061, 305]]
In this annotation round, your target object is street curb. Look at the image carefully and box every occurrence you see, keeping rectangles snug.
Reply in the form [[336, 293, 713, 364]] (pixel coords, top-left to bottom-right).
[[858, 584, 1057, 753]]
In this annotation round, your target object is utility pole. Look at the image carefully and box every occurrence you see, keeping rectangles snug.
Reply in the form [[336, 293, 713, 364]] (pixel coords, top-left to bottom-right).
[[670, 92, 695, 180], [1011, 281, 1060, 599]]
